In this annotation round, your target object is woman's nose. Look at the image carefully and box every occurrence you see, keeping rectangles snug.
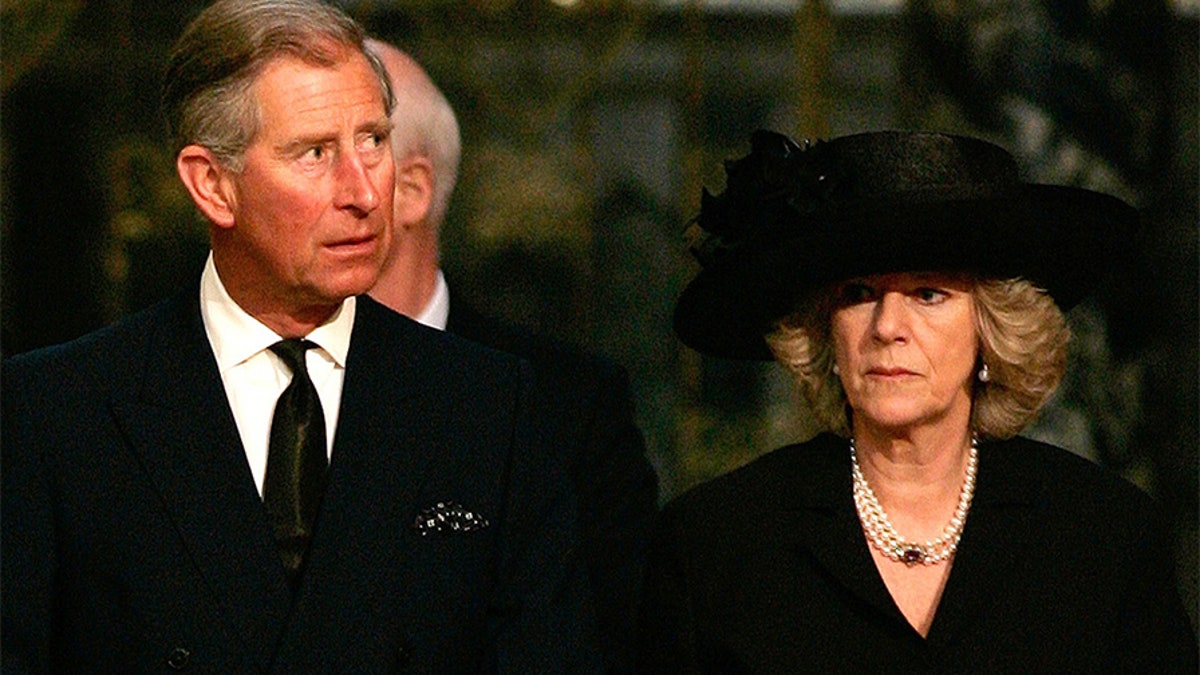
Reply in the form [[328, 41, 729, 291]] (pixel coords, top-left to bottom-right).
[[871, 292, 909, 343]]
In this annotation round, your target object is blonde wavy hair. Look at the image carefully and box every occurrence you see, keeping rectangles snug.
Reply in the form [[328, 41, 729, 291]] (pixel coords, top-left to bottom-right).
[[765, 277, 1070, 439]]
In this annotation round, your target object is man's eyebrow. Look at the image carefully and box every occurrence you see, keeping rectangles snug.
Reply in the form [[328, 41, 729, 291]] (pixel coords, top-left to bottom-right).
[[360, 116, 393, 136], [277, 133, 335, 156], [274, 116, 393, 155]]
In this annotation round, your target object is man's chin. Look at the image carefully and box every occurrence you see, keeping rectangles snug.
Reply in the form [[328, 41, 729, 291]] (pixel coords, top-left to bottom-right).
[[310, 265, 384, 303]]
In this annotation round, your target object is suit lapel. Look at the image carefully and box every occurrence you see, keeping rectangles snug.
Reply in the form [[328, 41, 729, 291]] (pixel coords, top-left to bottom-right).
[[788, 437, 912, 629], [109, 292, 291, 668], [795, 437, 1041, 644], [925, 441, 1038, 644], [316, 298, 431, 536], [296, 299, 433, 606]]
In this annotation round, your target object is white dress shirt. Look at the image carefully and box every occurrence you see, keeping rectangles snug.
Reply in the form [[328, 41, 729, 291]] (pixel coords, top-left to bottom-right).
[[413, 269, 450, 331], [199, 254, 353, 496]]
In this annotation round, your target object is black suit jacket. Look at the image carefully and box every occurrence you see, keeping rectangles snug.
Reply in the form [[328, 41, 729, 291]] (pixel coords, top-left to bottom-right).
[[638, 432, 1198, 673], [2, 291, 600, 673], [447, 301, 659, 674]]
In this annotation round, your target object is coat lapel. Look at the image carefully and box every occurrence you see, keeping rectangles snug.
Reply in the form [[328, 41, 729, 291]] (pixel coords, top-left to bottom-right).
[[311, 298, 432, 549], [292, 299, 436, 619], [109, 292, 290, 669], [788, 436, 912, 629], [925, 441, 1039, 644], [792, 436, 1042, 644]]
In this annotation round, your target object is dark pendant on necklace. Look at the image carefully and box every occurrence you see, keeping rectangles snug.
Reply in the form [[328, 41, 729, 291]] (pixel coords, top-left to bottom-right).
[[901, 547, 925, 565]]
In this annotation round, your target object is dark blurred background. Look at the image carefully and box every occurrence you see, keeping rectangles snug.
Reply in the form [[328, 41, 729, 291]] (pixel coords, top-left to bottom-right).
[[3, 0, 1196, 627]]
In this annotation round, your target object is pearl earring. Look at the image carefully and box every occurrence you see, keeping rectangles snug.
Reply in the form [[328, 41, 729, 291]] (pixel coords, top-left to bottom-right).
[[832, 363, 840, 375], [978, 363, 990, 383]]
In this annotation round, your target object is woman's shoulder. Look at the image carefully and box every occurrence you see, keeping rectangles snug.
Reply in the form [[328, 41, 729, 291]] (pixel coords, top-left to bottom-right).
[[662, 432, 847, 525], [982, 435, 1159, 525]]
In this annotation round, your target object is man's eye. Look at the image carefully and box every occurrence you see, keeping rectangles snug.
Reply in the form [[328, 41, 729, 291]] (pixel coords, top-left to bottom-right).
[[358, 134, 389, 166], [304, 146, 325, 161], [361, 130, 388, 149]]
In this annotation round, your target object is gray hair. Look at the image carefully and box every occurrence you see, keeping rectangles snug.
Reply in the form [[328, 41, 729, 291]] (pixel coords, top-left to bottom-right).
[[162, 0, 394, 170], [766, 277, 1070, 439], [367, 40, 461, 227]]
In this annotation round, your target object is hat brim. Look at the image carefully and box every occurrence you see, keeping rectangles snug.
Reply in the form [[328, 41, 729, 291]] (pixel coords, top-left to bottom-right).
[[674, 184, 1137, 360]]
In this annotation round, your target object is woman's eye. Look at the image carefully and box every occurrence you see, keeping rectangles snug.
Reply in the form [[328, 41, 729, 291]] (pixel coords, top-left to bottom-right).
[[914, 287, 949, 304], [839, 283, 875, 305]]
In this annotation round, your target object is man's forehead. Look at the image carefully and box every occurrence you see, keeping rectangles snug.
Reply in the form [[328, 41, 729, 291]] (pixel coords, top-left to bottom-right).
[[251, 51, 387, 124]]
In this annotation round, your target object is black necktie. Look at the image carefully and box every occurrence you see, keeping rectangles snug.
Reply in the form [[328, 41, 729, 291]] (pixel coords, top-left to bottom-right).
[[264, 338, 328, 588]]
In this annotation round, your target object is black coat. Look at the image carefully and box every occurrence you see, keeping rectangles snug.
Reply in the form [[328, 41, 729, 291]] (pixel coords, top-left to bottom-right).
[[448, 301, 659, 674], [639, 432, 1197, 673], [2, 291, 600, 672]]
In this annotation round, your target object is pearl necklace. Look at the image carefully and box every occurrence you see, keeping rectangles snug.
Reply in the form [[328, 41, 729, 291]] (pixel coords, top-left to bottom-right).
[[850, 436, 978, 566]]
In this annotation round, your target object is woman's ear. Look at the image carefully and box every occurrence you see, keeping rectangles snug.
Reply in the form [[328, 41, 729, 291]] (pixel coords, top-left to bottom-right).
[[393, 155, 433, 230], [176, 145, 238, 229]]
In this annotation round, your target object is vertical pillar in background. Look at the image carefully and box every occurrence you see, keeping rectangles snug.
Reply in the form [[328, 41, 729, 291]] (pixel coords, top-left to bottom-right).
[[791, 0, 833, 142], [101, 0, 134, 324], [673, 0, 707, 500], [672, 0, 836, 498]]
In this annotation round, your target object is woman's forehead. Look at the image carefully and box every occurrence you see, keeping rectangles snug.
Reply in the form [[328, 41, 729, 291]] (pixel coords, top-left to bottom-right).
[[838, 270, 976, 287]]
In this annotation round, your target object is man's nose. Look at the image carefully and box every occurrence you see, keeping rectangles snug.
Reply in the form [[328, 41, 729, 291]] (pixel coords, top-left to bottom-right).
[[333, 149, 381, 215]]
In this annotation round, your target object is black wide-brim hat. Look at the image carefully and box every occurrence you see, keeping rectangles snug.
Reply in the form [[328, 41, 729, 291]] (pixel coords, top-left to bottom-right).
[[674, 130, 1138, 360]]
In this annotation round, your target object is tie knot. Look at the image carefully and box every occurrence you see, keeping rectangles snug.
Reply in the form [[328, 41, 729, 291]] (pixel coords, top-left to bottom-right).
[[270, 339, 316, 376]]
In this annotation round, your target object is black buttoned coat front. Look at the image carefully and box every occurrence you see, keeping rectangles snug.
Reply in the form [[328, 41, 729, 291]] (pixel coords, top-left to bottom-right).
[[2, 291, 599, 673], [638, 433, 1197, 673]]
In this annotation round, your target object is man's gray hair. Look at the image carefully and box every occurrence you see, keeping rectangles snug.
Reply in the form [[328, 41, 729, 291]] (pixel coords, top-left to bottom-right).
[[162, 0, 394, 170], [369, 41, 461, 227]]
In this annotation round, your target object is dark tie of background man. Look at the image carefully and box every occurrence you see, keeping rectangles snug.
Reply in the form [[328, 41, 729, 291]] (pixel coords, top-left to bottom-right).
[[265, 338, 328, 589]]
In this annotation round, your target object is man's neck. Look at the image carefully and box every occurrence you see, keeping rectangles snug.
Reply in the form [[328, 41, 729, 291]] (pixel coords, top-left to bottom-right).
[[369, 232, 441, 320], [210, 251, 343, 338]]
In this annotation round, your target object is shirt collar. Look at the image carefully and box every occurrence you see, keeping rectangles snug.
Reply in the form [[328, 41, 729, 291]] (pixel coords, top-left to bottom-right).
[[413, 269, 449, 331], [199, 253, 356, 372]]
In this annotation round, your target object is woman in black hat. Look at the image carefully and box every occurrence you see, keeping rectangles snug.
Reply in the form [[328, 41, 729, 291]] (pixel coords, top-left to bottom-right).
[[639, 130, 1197, 672]]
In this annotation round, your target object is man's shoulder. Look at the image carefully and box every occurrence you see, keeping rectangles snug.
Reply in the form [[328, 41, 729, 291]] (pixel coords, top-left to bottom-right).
[[5, 292, 190, 379], [354, 295, 529, 378], [445, 299, 626, 391]]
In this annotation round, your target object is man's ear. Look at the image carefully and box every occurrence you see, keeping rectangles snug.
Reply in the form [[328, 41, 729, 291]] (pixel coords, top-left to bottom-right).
[[176, 144, 237, 229], [394, 155, 433, 229]]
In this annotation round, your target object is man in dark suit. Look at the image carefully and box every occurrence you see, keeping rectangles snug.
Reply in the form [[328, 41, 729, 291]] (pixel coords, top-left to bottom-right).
[[366, 41, 659, 673], [1, 1, 599, 671]]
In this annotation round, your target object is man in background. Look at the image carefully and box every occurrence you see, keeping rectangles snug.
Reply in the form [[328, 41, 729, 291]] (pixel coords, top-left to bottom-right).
[[2, 2, 598, 670], [367, 38, 659, 673]]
